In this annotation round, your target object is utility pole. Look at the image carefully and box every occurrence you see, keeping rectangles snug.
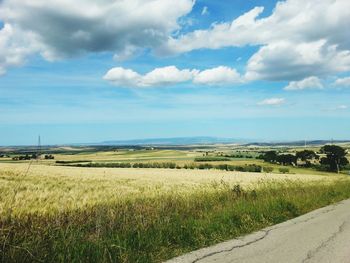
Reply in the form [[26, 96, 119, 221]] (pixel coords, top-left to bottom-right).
[[37, 135, 41, 160]]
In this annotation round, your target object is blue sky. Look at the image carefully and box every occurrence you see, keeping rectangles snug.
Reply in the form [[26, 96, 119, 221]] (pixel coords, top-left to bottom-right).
[[0, 0, 350, 145]]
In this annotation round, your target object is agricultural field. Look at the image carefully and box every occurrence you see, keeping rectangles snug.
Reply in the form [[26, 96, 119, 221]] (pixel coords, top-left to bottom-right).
[[1, 144, 350, 262], [0, 162, 338, 217]]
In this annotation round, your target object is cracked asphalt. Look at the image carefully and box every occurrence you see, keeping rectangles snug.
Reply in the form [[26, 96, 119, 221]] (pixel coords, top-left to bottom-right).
[[165, 199, 350, 263]]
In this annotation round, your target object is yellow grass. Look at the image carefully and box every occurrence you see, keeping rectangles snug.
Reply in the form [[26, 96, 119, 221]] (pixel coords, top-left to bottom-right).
[[52, 149, 197, 162], [0, 162, 340, 219]]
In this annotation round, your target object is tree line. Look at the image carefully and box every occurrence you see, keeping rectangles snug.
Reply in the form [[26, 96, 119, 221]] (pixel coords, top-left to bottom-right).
[[12, 154, 54, 160], [60, 161, 270, 173], [260, 145, 349, 173]]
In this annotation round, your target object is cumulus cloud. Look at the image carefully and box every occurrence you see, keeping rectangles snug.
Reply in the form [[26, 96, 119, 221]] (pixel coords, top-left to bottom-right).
[[103, 67, 141, 87], [0, 23, 40, 75], [193, 66, 241, 85], [245, 40, 350, 81], [334, 77, 350, 87], [0, 0, 194, 73], [103, 66, 197, 87], [104, 65, 241, 87], [284, 76, 323, 91], [257, 98, 285, 106], [2, 0, 350, 85], [141, 66, 197, 87], [161, 0, 350, 81], [163, 0, 350, 52]]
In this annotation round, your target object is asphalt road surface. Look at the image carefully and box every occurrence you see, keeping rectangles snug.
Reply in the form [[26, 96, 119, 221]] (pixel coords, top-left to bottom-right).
[[166, 199, 350, 263]]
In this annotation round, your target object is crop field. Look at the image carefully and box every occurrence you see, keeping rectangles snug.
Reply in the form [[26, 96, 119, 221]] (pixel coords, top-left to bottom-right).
[[0, 162, 338, 217], [1, 145, 350, 262]]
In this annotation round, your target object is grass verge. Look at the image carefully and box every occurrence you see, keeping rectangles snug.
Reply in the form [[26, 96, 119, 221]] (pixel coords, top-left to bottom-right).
[[1, 180, 350, 262]]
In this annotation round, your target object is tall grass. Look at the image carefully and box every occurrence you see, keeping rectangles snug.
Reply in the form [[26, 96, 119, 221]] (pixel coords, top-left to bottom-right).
[[1, 173, 350, 262]]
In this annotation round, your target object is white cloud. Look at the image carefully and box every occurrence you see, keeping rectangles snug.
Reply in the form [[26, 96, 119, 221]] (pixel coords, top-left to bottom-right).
[[258, 98, 285, 106], [336, 105, 348, 110], [193, 66, 241, 85], [334, 77, 350, 87], [201, 6, 209, 16], [163, 0, 350, 53], [160, 0, 350, 81], [159, 6, 265, 55], [104, 65, 241, 87], [103, 67, 141, 87], [103, 66, 197, 87], [2, 0, 350, 84], [0, 23, 41, 75], [141, 66, 197, 87], [284, 76, 323, 91], [0, 0, 194, 74], [245, 40, 350, 81]]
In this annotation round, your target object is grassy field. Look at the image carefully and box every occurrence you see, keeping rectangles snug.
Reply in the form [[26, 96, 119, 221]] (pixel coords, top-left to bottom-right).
[[0, 145, 349, 262], [2, 145, 346, 176], [1, 160, 350, 262], [0, 162, 338, 217]]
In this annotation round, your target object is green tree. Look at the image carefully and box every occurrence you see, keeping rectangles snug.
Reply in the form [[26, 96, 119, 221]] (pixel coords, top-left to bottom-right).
[[276, 154, 297, 166], [262, 151, 278, 163], [296, 150, 319, 167], [320, 145, 349, 173]]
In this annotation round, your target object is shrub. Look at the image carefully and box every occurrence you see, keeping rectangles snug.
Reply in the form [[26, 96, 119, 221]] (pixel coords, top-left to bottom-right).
[[263, 167, 274, 173], [194, 157, 231, 162], [279, 167, 290, 174], [215, 164, 228, 170], [235, 166, 245, 172], [188, 163, 196, 169], [243, 164, 262, 173], [198, 163, 213, 170], [227, 165, 236, 171]]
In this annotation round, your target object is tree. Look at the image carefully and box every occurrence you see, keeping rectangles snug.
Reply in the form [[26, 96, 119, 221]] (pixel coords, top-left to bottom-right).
[[44, 154, 55, 159], [276, 154, 297, 166], [262, 151, 278, 163], [296, 150, 319, 167], [320, 145, 349, 173]]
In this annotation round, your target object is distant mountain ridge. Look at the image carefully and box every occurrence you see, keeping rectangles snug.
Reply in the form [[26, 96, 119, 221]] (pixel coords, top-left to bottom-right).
[[245, 140, 350, 146], [99, 136, 243, 146], [97, 137, 350, 146], [1, 137, 349, 147]]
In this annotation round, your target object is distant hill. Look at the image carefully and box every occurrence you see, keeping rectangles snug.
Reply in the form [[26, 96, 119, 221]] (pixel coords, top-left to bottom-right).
[[245, 140, 350, 147], [2, 138, 349, 148], [97, 138, 350, 147], [99, 136, 244, 146]]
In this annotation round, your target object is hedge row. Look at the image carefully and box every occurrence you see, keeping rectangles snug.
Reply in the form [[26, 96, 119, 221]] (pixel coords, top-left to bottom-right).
[[63, 162, 276, 173]]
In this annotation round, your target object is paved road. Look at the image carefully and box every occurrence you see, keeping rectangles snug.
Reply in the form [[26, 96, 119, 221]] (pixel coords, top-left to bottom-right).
[[166, 199, 350, 263]]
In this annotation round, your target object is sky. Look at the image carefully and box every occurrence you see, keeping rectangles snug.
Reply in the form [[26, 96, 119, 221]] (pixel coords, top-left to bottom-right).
[[0, 0, 350, 145]]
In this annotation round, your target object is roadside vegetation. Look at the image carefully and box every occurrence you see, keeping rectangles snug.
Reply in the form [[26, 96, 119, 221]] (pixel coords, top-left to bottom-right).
[[1, 166, 350, 262]]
